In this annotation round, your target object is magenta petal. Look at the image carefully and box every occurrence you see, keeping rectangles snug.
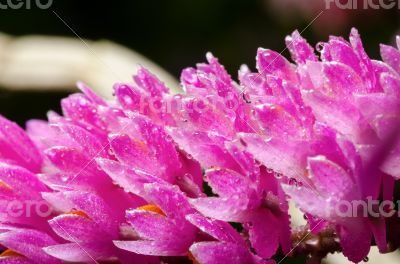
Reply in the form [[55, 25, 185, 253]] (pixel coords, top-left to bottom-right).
[[368, 217, 387, 253], [114, 240, 185, 256], [133, 67, 169, 97], [285, 30, 317, 64], [114, 83, 143, 112], [321, 39, 363, 76], [380, 73, 400, 97], [109, 133, 161, 177], [0, 256, 32, 263], [239, 133, 308, 180], [0, 116, 42, 172], [54, 123, 108, 158], [256, 48, 296, 82], [62, 191, 118, 232], [307, 157, 354, 200], [126, 210, 180, 241], [144, 183, 195, 219], [282, 184, 330, 219], [44, 242, 113, 262], [380, 44, 400, 73], [97, 158, 164, 197], [61, 93, 105, 131], [76, 82, 107, 106], [248, 210, 279, 258], [301, 89, 376, 143], [354, 93, 400, 122], [190, 197, 249, 222], [321, 62, 365, 96], [254, 103, 303, 138], [338, 219, 372, 263], [0, 163, 47, 199], [49, 214, 111, 242], [0, 229, 61, 264], [189, 242, 255, 264], [186, 213, 244, 245], [166, 128, 241, 172], [205, 167, 253, 198]]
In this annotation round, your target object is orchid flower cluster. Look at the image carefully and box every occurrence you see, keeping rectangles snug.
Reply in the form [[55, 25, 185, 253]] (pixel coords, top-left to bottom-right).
[[0, 28, 400, 264]]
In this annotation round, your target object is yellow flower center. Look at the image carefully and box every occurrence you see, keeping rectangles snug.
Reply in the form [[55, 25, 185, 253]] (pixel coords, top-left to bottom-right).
[[63, 210, 91, 219], [0, 249, 22, 258], [136, 204, 165, 216], [187, 251, 200, 264]]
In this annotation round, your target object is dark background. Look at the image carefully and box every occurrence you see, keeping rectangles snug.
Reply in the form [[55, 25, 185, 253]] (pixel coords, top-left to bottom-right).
[[0, 0, 399, 125]]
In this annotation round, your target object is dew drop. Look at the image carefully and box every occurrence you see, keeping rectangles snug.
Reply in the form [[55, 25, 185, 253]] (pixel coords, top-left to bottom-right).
[[288, 178, 297, 186], [242, 93, 251, 104], [274, 172, 283, 179]]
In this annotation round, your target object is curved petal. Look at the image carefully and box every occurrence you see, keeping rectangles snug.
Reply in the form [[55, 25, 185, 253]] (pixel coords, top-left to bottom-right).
[[44, 242, 113, 263], [285, 30, 317, 64], [338, 219, 372, 263], [205, 168, 253, 198], [0, 116, 42, 172], [114, 240, 185, 256], [189, 242, 255, 264], [248, 210, 279, 258], [190, 197, 250, 222], [49, 214, 111, 242], [186, 213, 244, 245], [0, 229, 60, 264]]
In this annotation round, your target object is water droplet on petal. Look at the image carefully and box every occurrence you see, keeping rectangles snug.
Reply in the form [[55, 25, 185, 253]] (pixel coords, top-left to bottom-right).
[[288, 178, 297, 186]]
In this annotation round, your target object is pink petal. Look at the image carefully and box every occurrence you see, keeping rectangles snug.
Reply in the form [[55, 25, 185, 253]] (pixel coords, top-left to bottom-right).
[[238, 133, 308, 180], [76, 82, 107, 106], [248, 210, 279, 258], [109, 134, 161, 178], [307, 156, 355, 200], [133, 67, 169, 97], [380, 44, 400, 73], [166, 128, 241, 172], [49, 214, 113, 242], [0, 229, 61, 264], [320, 38, 363, 77], [190, 197, 250, 222], [205, 168, 253, 198], [321, 62, 365, 96], [189, 242, 254, 264], [61, 93, 106, 131], [97, 158, 164, 197], [368, 217, 387, 253], [282, 184, 330, 219], [256, 48, 296, 82], [0, 163, 48, 199], [114, 240, 185, 256], [380, 73, 400, 98], [114, 83, 143, 112], [44, 242, 114, 262], [144, 183, 195, 220], [186, 213, 245, 245], [0, 116, 42, 172], [338, 219, 372, 263], [126, 210, 182, 241], [301, 89, 376, 144], [62, 191, 118, 232], [285, 30, 317, 64]]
